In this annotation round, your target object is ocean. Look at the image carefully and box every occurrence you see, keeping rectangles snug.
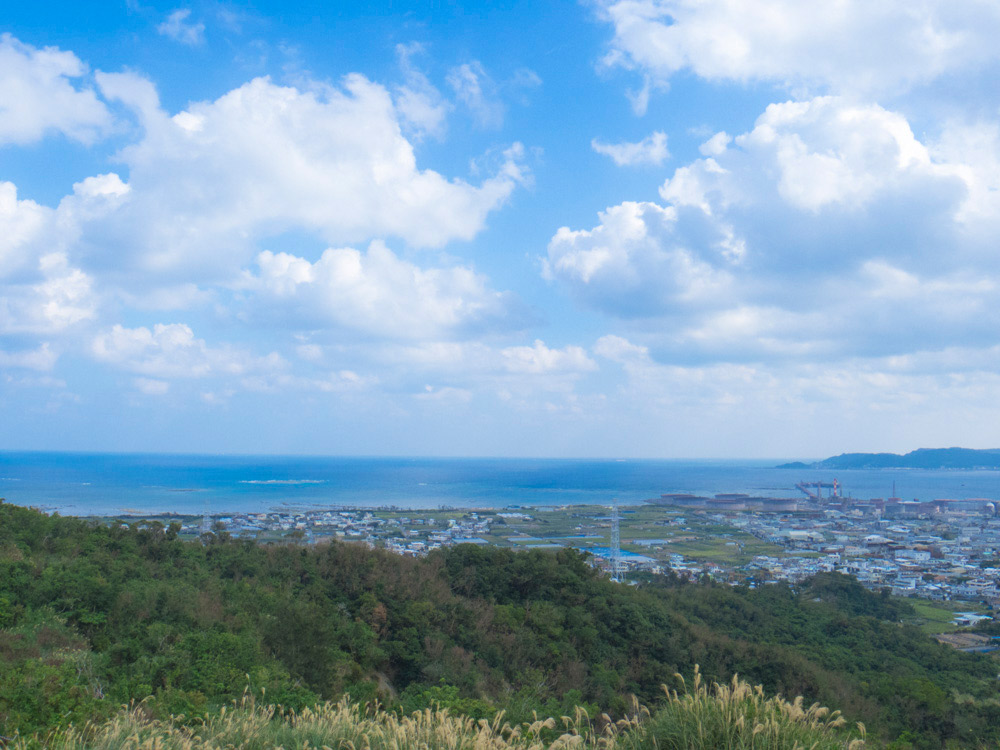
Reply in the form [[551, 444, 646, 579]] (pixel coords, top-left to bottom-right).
[[1, 451, 999, 516]]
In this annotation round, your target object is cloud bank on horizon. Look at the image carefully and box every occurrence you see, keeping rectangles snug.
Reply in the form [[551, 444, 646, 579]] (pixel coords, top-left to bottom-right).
[[2, 1, 1000, 457]]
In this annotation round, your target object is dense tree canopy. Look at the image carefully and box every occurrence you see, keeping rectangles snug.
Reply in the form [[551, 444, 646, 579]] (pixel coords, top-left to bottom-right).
[[1, 503, 997, 747]]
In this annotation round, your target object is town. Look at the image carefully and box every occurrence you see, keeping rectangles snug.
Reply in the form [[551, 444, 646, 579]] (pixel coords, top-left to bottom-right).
[[142, 485, 1000, 625]]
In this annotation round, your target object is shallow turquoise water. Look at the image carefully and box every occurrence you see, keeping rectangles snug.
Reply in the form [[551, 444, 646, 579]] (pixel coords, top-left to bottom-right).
[[1, 451, 998, 516]]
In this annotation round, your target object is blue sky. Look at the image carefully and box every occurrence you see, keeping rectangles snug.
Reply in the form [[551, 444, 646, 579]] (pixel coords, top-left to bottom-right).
[[3, 1, 1000, 458]]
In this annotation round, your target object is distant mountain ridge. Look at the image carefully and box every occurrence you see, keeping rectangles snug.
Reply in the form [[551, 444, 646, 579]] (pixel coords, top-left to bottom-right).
[[778, 447, 1000, 470]]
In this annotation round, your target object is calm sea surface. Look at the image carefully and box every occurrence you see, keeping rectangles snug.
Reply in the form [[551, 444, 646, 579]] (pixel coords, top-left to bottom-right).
[[1, 452, 999, 516]]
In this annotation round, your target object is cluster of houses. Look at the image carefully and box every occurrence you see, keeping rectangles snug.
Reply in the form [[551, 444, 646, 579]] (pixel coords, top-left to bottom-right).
[[182, 497, 1000, 614], [569, 501, 1000, 614], [181, 508, 499, 554], [184, 509, 388, 538], [383, 513, 495, 555], [728, 506, 1000, 607]]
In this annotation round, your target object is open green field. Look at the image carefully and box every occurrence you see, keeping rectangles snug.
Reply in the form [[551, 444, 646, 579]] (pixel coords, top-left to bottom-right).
[[474, 504, 786, 566], [898, 598, 988, 634], [665, 535, 784, 564]]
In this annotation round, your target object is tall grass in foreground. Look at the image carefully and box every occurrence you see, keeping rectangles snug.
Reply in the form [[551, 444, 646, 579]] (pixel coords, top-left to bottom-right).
[[10, 667, 864, 750], [647, 666, 864, 750]]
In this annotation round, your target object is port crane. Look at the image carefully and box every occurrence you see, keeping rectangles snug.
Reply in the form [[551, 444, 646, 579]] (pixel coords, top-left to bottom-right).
[[795, 479, 840, 500]]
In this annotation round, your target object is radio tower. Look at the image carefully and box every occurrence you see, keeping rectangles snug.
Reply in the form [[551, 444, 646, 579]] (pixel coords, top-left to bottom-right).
[[610, 498, 624, 582], [200, 498, 212, 535]]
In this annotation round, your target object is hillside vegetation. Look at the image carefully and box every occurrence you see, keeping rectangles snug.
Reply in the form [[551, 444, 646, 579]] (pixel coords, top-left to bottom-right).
[[1, 502, 998, 748], [778, 447, 1000, 469]]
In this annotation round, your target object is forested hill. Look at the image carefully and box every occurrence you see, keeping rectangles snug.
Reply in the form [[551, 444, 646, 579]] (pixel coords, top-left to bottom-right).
[[779, 447, 1000, 470], [2, 502, 999, 748]]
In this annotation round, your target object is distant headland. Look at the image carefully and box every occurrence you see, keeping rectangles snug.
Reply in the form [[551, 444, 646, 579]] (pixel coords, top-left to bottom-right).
[[778, 447, 1000, 470]]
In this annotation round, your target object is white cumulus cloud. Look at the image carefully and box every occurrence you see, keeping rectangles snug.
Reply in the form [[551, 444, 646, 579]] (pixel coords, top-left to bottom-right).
[[447, 61, 505, 128], [500, 340, 597, 374], [133, 377, 170, 395], [92, 323, 285, 379], [597, 0, 1000, 96], [0, 34, 112, 145], [243, 241, 528, 340], [88, 72, 528, 276], [0, 253, 97, 334], [0, 181, 53, 277], [592, 131, 669, 166], [659, 97, 991, 271], [157, 9, 206, 46], [0, 343, 58, 371], [545, 201, 735, 317], [547, 96, 1000, 365], [593, 334, 649, 363], [394, 43, 450, 140]]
